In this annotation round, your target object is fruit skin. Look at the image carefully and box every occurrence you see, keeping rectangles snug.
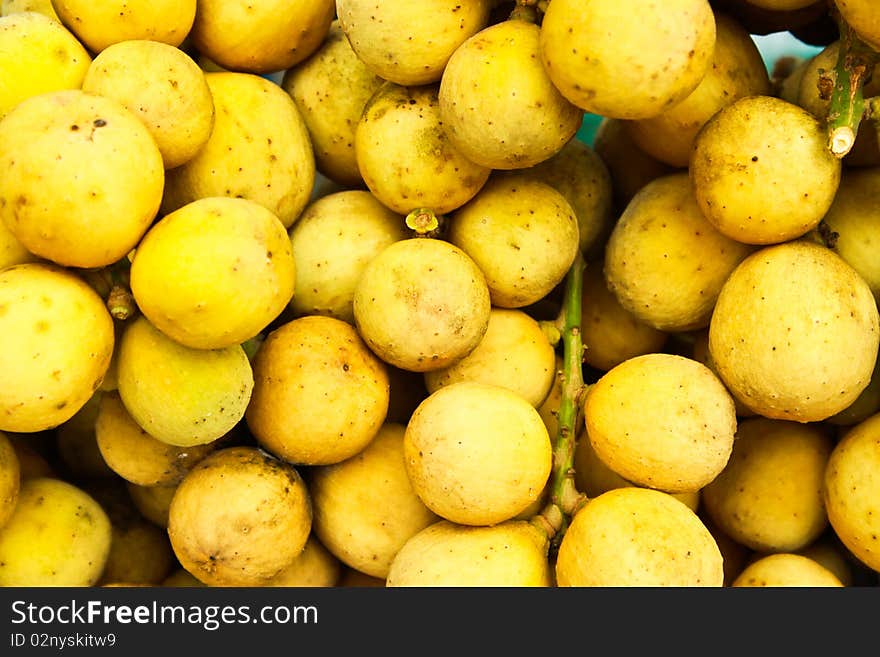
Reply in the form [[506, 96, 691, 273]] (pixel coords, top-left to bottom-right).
[[540, 0, 716, 120], [701, 418, 833, 553], [288, 190, 407, 324], [168, 447, 312, 587], [404, 381, 552, 527], [604, 173, 755, 332], [386, 519, 551, 587], [53, 0, 196, 52], [584, 353, 737, 494], [1, 0, 60, 21], [81, 40, 214, 170], [556, 487, 723, 587], [336, 0, 492, 86], [116, 316, 254, 447], [0, 263, 115, 433], [0, 432, 19, 530], [0, 11, 89, 119], [731, 553, 843, 587], [355, 82, 490, 215], [438, 18, 583, 170], [192, 0, 333, 74], [353, 238, 491, 373], [246, 315, 390, 466], [281, 20, 384, 187], [424, 308, 557, 409], [0, 477, 112, 586], [308, 423, 438, 579], [162, 72, 315, 229], [689, 95, 841, 245], [624, 12, 771, 168], [449, 176, 579, 309], [824, 412, 880, 573], [833, 0, 880, 51], [264, 536, 342, 588], [130, 196, 296, 350], [0, 90, 164, 269], [708, 240, 880, 423]]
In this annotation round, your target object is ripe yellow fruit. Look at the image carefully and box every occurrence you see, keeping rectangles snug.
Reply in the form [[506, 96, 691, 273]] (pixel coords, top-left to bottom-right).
[[833, 0, 880, 51], [604, 173, 755, 332], [386, 519, 551, 587], [116, 316, 254, 447], [556, 487, 723, 586], [0, 432, 19, 530], [130, 196, 295, 350], [0, 11, 89, 119], [701, 418, 833, 552], [337, 0, 492, 86], [167, 447, 312, 586], [288, 190, 407, 324], [162, 72, 315, 229], [439, 18, 583, 170], [424, 308, 557, 408], [264, 536, 342, 588], [81, 40, 214, 170], [404, 382, 552, 526], [449, 176, 579, 309], [0, 477, 112, 586], [690, 95, 841, 245], [732, 553, 844, 587], [353, 238, 491, 372], [192, 0, 334, 74], [824, 412, 880, 573], [281, 21, 384, 187], [0, 264, 114, 433], [540, 0, 716, 119], [0, 0, 59, 21], [53, 0, 195, 52], [0, 90, 164, 268], [309, 423, 438, 579], [584, 353, 737, 493], [708, 241, 880, 422], [355, 82, 490, 215], [246, 315, 390, 466]]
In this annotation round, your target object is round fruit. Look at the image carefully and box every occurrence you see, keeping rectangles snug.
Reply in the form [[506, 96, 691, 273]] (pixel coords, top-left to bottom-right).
[[732, 553, 843, 587]]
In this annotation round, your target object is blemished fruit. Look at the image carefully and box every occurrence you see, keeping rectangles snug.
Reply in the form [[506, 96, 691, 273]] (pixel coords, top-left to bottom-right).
[[708, 240, 880, 423], [555, 487, 724, 586], [731, 553, 844, 587], [167, 446, 312, 586]]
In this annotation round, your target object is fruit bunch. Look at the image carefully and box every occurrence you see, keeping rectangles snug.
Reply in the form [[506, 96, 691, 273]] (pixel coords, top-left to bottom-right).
[[0, 0, 878, 589]]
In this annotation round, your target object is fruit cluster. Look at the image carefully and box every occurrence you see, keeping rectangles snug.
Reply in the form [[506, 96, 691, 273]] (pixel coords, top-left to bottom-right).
[[0, 0, 878, 588]]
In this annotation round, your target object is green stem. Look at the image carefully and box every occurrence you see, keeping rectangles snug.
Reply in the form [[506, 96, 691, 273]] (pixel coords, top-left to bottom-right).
[[826, 12, 880, 158], [531, 251, 588, 546]]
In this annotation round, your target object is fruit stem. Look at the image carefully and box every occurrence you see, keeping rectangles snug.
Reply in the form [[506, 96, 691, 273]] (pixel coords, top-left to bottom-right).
[[531, 250, 588, 547], [825, 10, 880, 158], [404, 208, 445, 238]]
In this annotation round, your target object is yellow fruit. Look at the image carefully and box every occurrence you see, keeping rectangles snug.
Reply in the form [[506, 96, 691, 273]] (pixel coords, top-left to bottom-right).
[[404, 382, 552, 526], [0, 264, 114, 433], [352, 238, 491, 372], [702, 418, 833, 552], [0, 89, 164, 268], [264, 536, 342, 588], [708, 241, 879, 422], [191, 0, 334, 74], [100, 517, 174, 586], [127, 482, 176, 529], [540, 0, 716, 119], [438, 18, 583, 170], [0, 11, 89, 119], [131, 196, 295, 350], [309, 423, 438, 579], [53, 0, 195, 52], [81, 40, 214, 170], [584, 353, 737, 493], [386, 519, 551, 587], [0, 0, 59, 21], [824, 412, 880, 573], [556, 487, 723, 586], [162, 72, 315, 229], [167, 447, 312, 586], [0, 477, 112, 586], [732, 553, 843, 587], [116, 316, 254, 447], [0, 432, 19, 530], [246, 315, 390, 466]]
